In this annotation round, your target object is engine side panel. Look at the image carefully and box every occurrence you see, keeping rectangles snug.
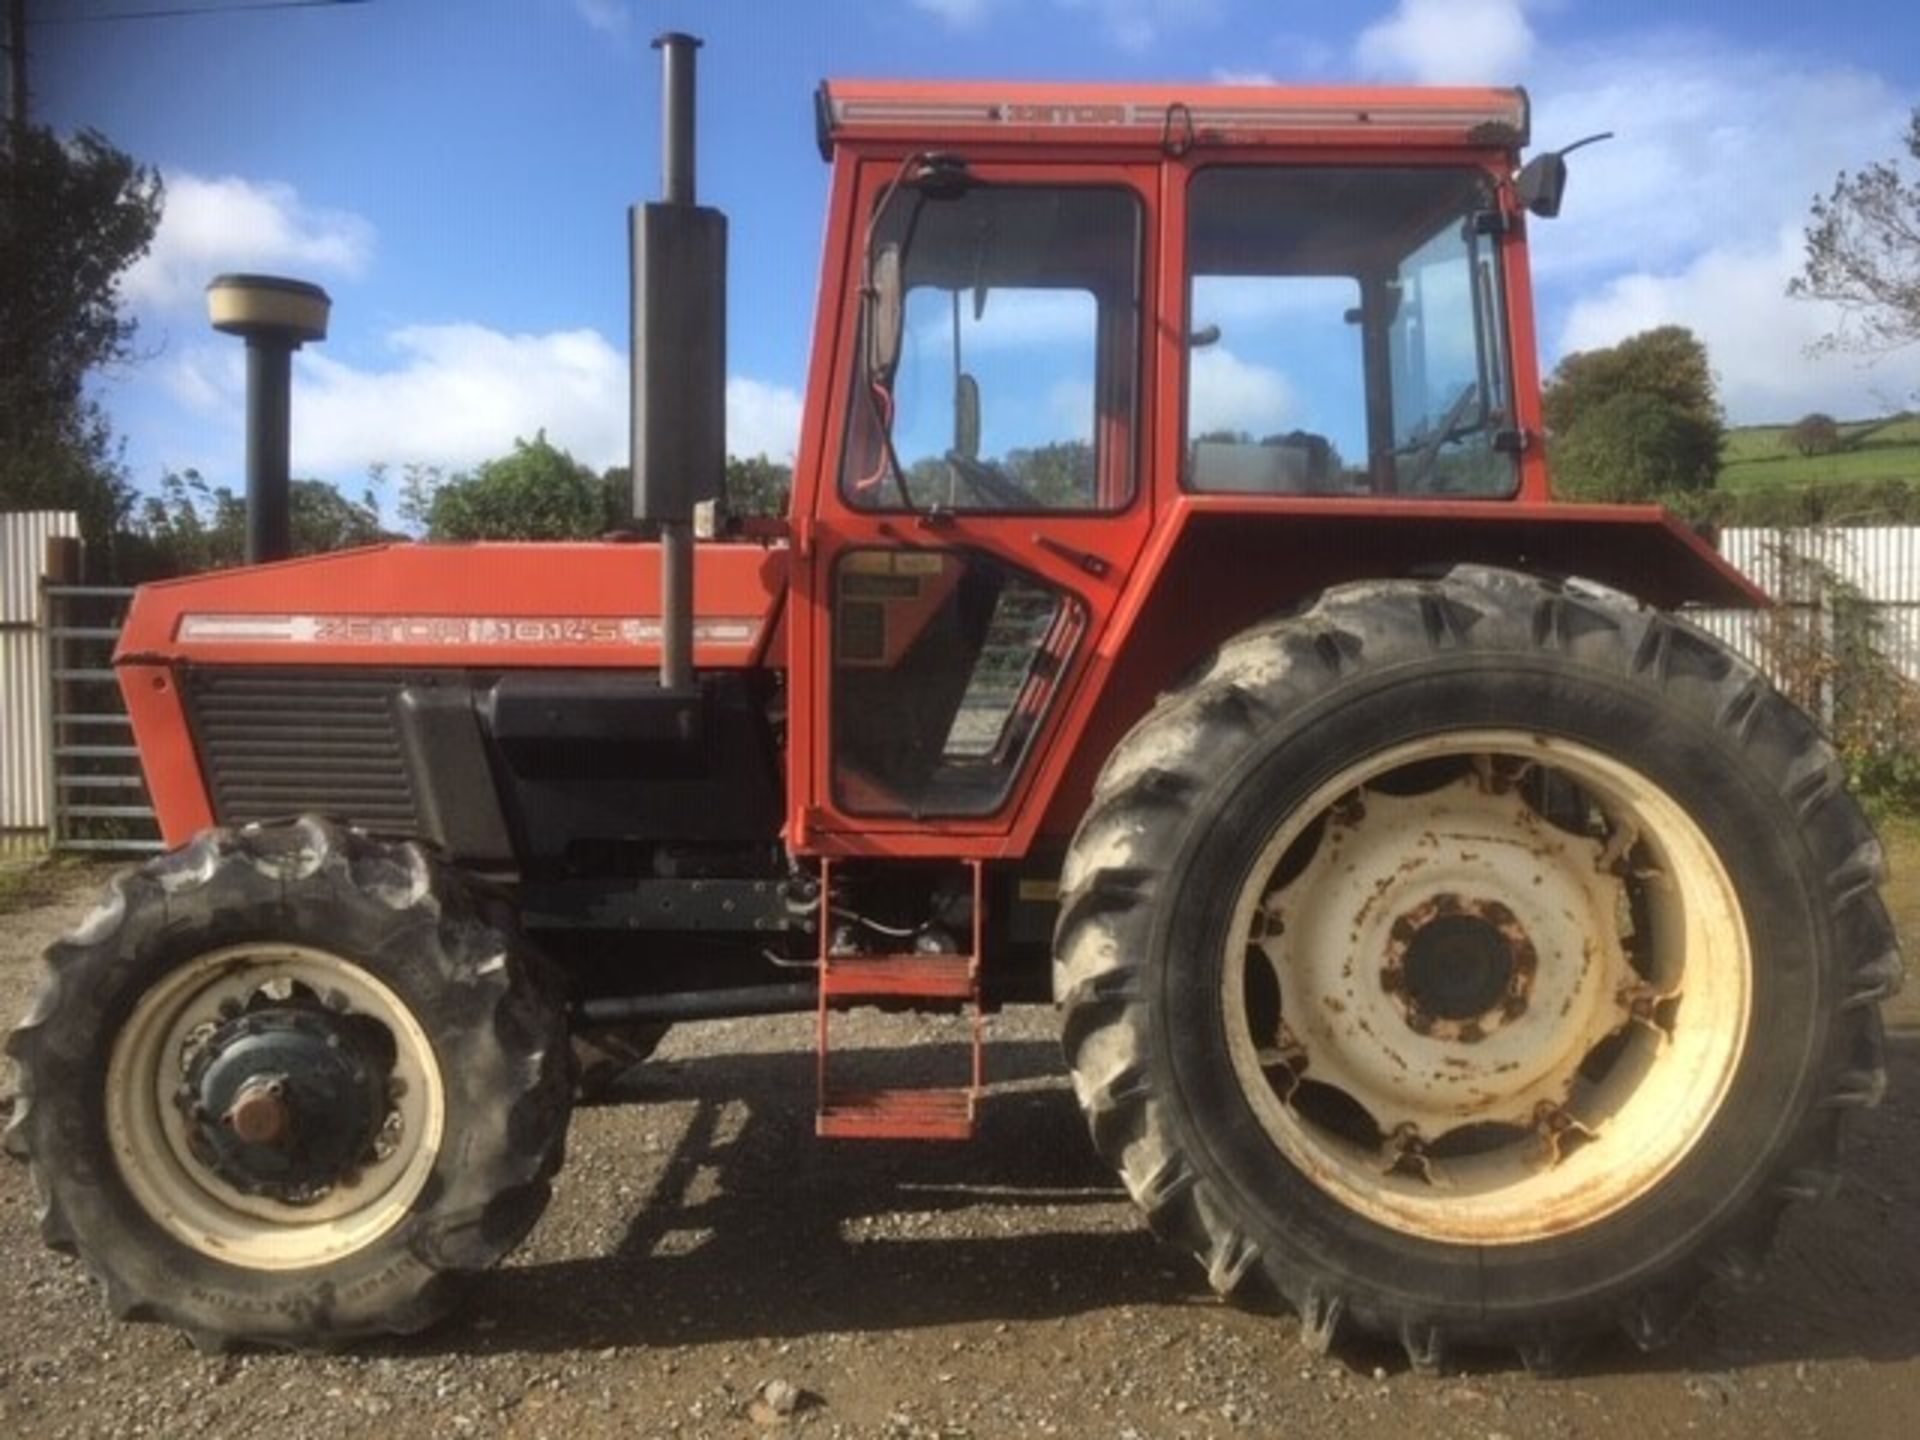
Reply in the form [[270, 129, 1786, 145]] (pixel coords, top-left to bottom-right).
[[172, 666, 782, 869]]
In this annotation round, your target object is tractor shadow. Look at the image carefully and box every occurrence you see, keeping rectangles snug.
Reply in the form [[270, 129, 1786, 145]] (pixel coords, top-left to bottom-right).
[[427, 1030, 1210, 1357], [400, 1022, 1920, 1374]]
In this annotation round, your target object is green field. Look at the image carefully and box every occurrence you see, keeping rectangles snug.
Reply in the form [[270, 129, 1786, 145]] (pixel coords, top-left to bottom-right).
[[1718, 414, 1920, 494]]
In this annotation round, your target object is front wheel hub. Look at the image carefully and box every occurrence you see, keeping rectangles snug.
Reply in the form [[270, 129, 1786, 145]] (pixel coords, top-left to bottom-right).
[[181, 1008, 391, 1203]]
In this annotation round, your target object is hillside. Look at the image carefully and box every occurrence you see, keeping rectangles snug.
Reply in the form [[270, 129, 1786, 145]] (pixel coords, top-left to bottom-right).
[[1718, 414, 1920, 494]]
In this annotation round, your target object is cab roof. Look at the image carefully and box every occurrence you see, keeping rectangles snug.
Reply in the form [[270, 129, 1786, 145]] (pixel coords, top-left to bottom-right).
[[815, 80, 1529, 160]]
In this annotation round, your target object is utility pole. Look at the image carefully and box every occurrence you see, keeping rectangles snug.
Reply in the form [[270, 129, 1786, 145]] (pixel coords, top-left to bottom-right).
[[5, 0, 25, 131]]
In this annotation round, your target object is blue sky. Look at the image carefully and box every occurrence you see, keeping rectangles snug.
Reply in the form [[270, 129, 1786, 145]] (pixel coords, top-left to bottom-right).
[[30, 0, 1920, 499]]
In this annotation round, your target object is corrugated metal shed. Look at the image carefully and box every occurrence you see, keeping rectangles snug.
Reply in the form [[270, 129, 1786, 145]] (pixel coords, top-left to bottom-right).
[[1716, 527, 1920, 604], [1, 512, 81, 855], [1695, 527, 1920, 686]]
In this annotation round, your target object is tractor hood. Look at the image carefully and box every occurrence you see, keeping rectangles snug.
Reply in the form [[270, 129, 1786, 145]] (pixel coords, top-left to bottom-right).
[[115, 540, 788, 672]]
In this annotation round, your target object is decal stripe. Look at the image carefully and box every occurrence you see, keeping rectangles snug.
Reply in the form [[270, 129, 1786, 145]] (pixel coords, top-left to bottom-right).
[[177, 614, 762, 648]]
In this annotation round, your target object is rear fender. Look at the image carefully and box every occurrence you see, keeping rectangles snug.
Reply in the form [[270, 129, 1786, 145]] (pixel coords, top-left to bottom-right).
[[1029, 498, 1766, 844]]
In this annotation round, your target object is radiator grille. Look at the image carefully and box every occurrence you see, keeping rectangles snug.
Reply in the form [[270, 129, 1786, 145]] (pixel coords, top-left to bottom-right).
[[187, 671, 421, 832]]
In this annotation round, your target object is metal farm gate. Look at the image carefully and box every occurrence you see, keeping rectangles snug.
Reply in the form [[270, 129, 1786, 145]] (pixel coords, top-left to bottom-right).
[[43, 583, 162, 855]]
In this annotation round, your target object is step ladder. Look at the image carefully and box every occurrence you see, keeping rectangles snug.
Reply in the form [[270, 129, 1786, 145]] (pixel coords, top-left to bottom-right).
[[815, 857, 984, 1141]]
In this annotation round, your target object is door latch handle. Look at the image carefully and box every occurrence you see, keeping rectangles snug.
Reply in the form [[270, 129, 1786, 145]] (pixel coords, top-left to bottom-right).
[[1032, 533, 1111, 579]]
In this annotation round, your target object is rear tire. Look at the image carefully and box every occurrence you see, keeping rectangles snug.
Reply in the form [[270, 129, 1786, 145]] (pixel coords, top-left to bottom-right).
[[1055, 566, 1899, 1370], [6, 817, 571, 1352]]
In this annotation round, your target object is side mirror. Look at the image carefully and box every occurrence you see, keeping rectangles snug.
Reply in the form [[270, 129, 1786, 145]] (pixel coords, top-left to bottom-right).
[[1515, 132, 1612, 219], [955, 372, 981, 461], [866, 243, 904, 383], [1515, 152, 1567, 218]]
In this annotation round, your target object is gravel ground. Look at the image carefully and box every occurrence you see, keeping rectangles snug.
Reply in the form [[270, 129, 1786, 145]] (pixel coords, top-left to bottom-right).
[[2, 849, 1917, 1440]]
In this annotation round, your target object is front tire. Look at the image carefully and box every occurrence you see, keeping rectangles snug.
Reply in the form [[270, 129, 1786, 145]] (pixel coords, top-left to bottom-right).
[[6, 817, 571, 1351], [1055, 567, 1899, 1369]]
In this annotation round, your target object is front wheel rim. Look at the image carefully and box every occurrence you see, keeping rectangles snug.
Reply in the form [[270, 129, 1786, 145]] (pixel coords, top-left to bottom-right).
[[1222, 730, 1752, 1245], [105, 944, 446, 1271]]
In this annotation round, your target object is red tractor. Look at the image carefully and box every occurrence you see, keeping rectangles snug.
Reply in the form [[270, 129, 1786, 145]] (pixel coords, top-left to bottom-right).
[[8, 37, 1898, 1369]]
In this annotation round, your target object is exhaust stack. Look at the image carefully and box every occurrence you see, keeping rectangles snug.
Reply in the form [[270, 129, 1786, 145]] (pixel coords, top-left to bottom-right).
[[632, 31, 727, 691], [206, 274, 330, 565]]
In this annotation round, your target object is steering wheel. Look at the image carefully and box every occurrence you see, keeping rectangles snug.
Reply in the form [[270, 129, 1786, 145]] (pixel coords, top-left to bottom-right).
[[944, 451, 1036, 509], [1399, 383, 1481, 492]]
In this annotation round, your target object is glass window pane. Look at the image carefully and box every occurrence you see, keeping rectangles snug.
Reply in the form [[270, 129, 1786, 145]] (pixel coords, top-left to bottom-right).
[[843, 185, 1139, 513], [1188, 274, 1366, 492], [886, 286, 1101, 509], [1185, 166, 1517, 499], [832, 550, 1083, 817]]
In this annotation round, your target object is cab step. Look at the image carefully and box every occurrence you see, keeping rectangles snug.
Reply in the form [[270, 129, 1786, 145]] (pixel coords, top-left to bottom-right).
[[818, 954, 976, 1000], [816, 1087, 976, 1141], [814, 857, 985, 1141]]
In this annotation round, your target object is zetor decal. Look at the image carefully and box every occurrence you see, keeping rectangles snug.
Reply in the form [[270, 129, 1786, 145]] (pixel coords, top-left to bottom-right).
[[176, 614, 761, 647]]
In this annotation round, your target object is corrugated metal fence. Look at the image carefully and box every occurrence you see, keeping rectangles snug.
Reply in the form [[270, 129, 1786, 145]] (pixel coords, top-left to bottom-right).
[[1, 512, 80, 856], [1692, 527, 1920, 689]]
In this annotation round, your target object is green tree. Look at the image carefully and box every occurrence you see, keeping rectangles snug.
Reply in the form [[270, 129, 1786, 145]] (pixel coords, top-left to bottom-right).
[[118, 469, 388, 580], [1787, 412, 1844, 457], [1543, 326, 1723, 501], [0, 124, 162, 567], [1549, 391, 1720, 504], [1004, 441, 1095, 507], [1791, 108, 1920, 356], [422, 433, 613, 540], [724, 454, 791, 516], [601, 455, 795, 521]]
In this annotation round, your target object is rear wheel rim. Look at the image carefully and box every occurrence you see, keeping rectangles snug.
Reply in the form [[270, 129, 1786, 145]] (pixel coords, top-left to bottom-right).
[[1222, 730, 1751, 1245], [105, 944, 446, 1270]]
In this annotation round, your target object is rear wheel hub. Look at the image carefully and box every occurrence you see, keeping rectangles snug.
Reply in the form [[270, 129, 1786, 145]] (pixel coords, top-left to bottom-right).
[[1227, 734, 1751, 1243]]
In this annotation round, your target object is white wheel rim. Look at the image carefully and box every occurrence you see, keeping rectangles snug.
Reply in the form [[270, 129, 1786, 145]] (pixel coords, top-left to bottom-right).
[[1223, 731, 1751, 1245], [105, 944, 446, 1270]]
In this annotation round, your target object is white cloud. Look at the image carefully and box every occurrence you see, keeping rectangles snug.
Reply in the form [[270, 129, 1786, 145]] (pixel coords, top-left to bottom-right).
[[1189, 347, 1295, 436], [165, 323, 802, 476], [572, 0, 629, 36], [294, 325, 623, 473], [1355, 0, 1534, 84], [1559, 228, 1920, 423], [911, 0, 993, 25], [1212, 68, 1280, 86], [1528, 40, 1907, 284], [726, 376, 806, 461], [1065, 0, 1221, 53], [1512, 33, 1916, 420], [123, 173, 372, 312]]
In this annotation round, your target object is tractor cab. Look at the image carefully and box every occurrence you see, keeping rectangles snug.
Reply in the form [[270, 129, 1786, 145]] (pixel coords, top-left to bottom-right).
[[805, 107, 1538, 824]]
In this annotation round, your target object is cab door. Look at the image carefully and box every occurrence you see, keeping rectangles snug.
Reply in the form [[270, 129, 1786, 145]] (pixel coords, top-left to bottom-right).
[[790, 160, 1158, 856]]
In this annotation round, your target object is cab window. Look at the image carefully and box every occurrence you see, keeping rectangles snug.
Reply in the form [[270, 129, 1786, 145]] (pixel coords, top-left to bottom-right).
[[1185, 166, 1517, 498], [843, 184, 1141, 512], [831, 549, 1084, 817]]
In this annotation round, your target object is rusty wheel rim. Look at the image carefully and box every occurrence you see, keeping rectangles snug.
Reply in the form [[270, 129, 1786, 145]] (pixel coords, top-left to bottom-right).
[[105, 944, 446, 1270], [1223, 731, 1751, 1244]]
